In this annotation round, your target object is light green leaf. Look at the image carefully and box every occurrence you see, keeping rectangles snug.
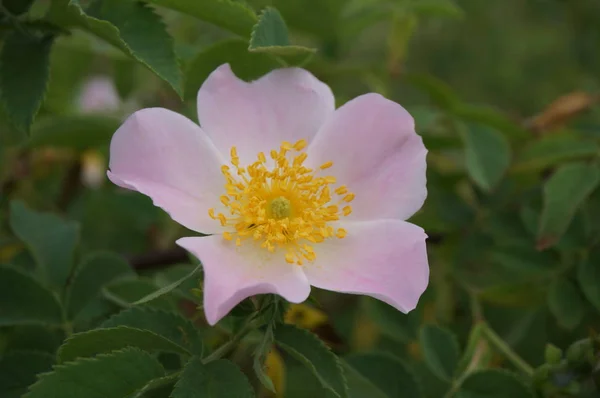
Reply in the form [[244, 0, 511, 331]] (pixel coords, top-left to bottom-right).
[[29, 115, 121, 150], [577, 253, 600, 313], [538, 162, 600, 249], [172, 358, 254, 398], [456, 370, 534, 398], [0, 351, 54, 398], [146, 0, 257, 37], [249, 7, 316, 66], [410, 0, 464, 18], [275, 324, 347, 398], [547, 279, 585, 330], [153, 264, 202, 302], [0, 265, 63, 326], [184, 39, 280, 100], [132, 373, 179, 398], [513, 135, 599, 172], [9, 201, 79, 288], [462, 124, 511, 191], [0, 30, 54, 132], [24, 348, 165, 398], [345, 353, 421, 397], [57, 326, 191, 363], [101, 307, 203, 354], [419, 325, 460, 382], [66, 252, 134, 321], [133, 264, 201, 305]]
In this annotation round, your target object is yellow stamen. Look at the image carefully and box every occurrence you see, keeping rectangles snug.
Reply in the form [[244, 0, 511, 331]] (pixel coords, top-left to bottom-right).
[[211, 140, 355, 265]]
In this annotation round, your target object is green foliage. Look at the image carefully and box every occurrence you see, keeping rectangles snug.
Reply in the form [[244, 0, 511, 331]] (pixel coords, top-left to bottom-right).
[[172, 358, 254, 398], [419, 325, 461, 381], [29, 115, 121, 150], [577, 252, 600, 313], [547, 279, 585, 330], [456, 370, 534, 398], [0, 351, 54, 398]]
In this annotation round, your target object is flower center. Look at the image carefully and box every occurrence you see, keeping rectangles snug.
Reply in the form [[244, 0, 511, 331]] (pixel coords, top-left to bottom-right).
[[208, 139, 354, 265]]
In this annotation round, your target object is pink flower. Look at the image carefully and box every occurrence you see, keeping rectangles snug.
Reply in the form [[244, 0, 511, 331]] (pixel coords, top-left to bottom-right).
[[108, 64, 429, 325], [78, 77, 120, 114]]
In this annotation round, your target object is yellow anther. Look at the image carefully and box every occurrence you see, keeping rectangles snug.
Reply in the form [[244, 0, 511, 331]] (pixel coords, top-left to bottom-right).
[[223, 232, 233, 240], [285, 252, 295, 264], [343, 193, 355, 202], [293, 139, 307, 151], [208, 208, 216, 219], [343, 206, 352, 216], [335, 186, 347, 195], [324, 176, 336, 184], [320, 161, 333, 170], [258, 152, 266, 163], [336, 228, 347, 238]]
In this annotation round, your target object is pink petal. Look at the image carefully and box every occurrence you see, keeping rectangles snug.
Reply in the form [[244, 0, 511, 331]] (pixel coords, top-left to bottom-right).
[[177, 236, 311, 325], [108, 108, 226, 234], [307, 93, 427, 221], [197, 64, 335, 165], [305, 220, 429, 313]]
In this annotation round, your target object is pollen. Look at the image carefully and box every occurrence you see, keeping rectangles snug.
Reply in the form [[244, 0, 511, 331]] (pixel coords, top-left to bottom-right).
[[208, 139, 354, 265]]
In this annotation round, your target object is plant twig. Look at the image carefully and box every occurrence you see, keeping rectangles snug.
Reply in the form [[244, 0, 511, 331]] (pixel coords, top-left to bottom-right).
[[481, 323, 534, 376]]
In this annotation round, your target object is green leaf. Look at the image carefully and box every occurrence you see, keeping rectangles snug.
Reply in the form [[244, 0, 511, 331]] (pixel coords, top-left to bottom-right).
[[345, 353, 421, 397], [48, 0, 181, 96], [249, 7, 316, 66], [172, 357, 254, 398], [341, 361, 388, 398], [0, 30, 54, 132], [58, 326, 192, 363], [184, 39, 280, 100], [103, 278, 176, 310], [133, 373, 179, 398], [24, 348, 165, 398], [3, 0, 36, 15], [456, 370, 534, 398], [275, 324, 347, 398], [578, 253, 600, 313], [405, 73, 460, 110], [409, 0, 464, 18], [419, 325, 460, 382], [0, 351, 54, 398], [537, 162, 600, 249], [254, 325, 276, 392], [363, 297, 420, 343], [66, 252, 134, 320], [461, 124, 511, 191], [512, 135, 599, 172], [145, 0, 257, 37], [9, 201, 79, 288], [547, 279, 585, 329], [133, 264, 200, 306], [2, 326, 64, 354], [29, 115, 121, 150], [153, 264, 202, 302], [0, 265, 63, 326], [101, 307, 203, 354]]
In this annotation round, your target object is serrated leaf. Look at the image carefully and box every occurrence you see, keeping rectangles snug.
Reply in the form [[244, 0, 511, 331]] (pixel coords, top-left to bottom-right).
[[24, 348, 165, 398], [537, 162, 600, 249], [0, 265, 63, 326], [103, 278, 175, 310], [0, 30, 54, 132], [47, 0, 181, 96], [58, 326, 191, 363], [456, 370, 534, 398], [547, 279, 585, 329], [512, 135, 599, 172], [249, 7, 316, 66], [0, 351, 54, 398], [578, 253, 600, 313], [345, 353, 421, 397], [29, 115, 121, 150], [275, 324, 347, 398], [9, 201, 79, 288], [101, 307, 203, 354], [184, 39, 280, 100], [172, 357, 254, 398], [419, 325, 460, 381], [66, 252, 134, 321], [133, 373, 179, 398], [133, 264, 200, 306], [146, 0, 257, 37], [462, 124, 511, 191]]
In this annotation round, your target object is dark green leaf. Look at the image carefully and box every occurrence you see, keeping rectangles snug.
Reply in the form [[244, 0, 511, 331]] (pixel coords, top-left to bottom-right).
[[419, 325, 460, 381], [66, 252, 134, 320], [133, 373, 179, 398], [345, 353, 421, 397], [145, 0, 257, 37], [103, 278, 175, 310], [0, 31, 54, 132], [363, 297, 420, 343], [2, 326, 64, 354], [0, 265, 63, 326], [405, 73, 460, 110], [462, 124, 511, 191], [184, 39, 280, 100], [547, 279, 585, 329], [3, 0, 36, 15], [58, 326, 192, 363], [101, 307, 203, 354], [29, 115, 121, 150], [153, 264, 201, 302], [24, 348, 165, 398], [513, 135, 599, 172], [133, 264, 200, 305], [578, 253, 600, 313], [249, 7, 316, 65], [456, 370, 534, 398], [341, 361, 388, 398], [172, 357, 254, 398], [538, 162, 600, 249], [0, 351, 54, 398], [409, 0, 464, 18], [9, 201, 79, 288], [275, 324, 347, 398], [254, 325, 275, 392]]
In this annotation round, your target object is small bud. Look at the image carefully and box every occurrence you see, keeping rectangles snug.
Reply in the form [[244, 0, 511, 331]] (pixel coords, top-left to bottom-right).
[[533, 364, 552, 385], [545, 344, 563, 365], [566, 339, 593, 365]]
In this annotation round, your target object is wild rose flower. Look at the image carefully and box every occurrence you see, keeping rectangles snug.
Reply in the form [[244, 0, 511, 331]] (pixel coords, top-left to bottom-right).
[[108, 64, 429, 325]]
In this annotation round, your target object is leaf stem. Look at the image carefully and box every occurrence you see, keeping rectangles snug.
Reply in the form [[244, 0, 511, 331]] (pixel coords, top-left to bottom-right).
[[202, 317, 256, 363], [481, 323, 534, 376]]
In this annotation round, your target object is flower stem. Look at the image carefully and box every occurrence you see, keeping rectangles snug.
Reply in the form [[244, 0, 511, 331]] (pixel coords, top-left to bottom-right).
[[481, 323, 534, 376], [203, 318, 256, 363]]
